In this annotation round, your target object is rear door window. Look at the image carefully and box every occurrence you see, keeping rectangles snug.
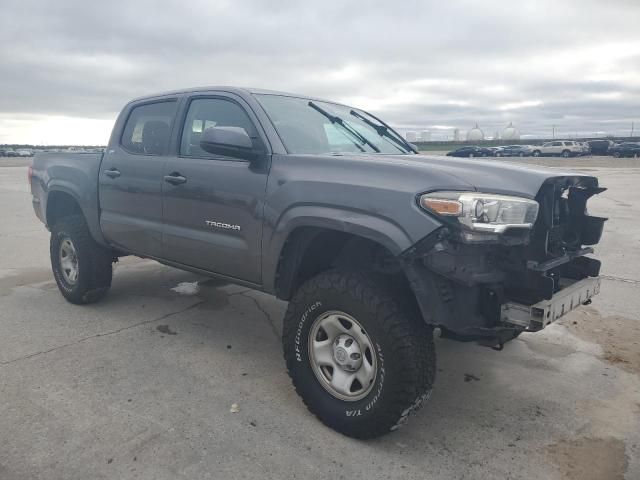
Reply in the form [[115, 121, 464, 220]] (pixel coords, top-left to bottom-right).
[[121, 101, 177, 155]]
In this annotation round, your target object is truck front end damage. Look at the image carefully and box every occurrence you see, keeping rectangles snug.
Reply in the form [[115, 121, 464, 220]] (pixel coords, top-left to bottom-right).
[[403, 175, 606, 349]]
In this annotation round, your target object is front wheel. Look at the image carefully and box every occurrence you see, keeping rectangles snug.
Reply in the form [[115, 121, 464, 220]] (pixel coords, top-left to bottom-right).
[[562, 150, 571, 158], [532, 150, 541, 157], [50, 215, 113, 304], [282, 270, 435, 439]]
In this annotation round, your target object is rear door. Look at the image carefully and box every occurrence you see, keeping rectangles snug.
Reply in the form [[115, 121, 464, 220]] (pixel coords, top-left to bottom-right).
[[99, 99, 177, 257], [161, 93, 270, 283], [549, 141, 563, 154]]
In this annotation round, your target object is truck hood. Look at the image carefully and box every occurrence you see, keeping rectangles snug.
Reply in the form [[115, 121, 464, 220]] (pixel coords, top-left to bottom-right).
[[334, 153, 600, 198]]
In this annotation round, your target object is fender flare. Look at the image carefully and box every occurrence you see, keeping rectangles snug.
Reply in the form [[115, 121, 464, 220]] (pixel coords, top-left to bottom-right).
[[46, 181, 108, 246], [262, 205, 418, 295]]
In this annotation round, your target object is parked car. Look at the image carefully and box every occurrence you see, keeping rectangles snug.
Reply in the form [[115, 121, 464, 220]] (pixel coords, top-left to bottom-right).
[[487, 146, 504, 156], [587, 140, 614, 156], [579, 142, 591, 156], [496, 145, 533, 157], [4, 149, 18, 157], [610, 142, 640, 158], [31, 87, 605, 439], [446, 146, 493, 157], [15, 149, 33, 157], [531, 141, 584, 158]]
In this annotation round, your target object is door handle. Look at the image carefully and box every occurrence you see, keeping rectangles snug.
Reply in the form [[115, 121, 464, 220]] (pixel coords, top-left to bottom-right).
[[164, 173, 187, 185], [104, 168, 121, 178]]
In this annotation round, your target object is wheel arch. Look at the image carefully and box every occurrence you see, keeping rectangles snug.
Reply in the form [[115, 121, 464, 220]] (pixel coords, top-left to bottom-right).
[[45, 185, 109, 246], [46, 188, 84, 227], [267, 210, 417, 301]]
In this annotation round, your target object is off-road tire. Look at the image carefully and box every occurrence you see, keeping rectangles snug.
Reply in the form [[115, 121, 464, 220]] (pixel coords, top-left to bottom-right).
[[282, 269, 436, 439], [50, 215, 113, 304]]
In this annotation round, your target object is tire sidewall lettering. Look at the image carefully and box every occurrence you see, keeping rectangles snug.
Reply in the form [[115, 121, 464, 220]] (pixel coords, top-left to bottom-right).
[[344, 342, 385, 416], [362, 343, 384, 413], [294, 301, 322, 362]]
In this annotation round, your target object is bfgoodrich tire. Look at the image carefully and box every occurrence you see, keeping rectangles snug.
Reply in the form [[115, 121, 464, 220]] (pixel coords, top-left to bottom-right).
[[50, 215, 113, 304], [282, 270, 435, 439]]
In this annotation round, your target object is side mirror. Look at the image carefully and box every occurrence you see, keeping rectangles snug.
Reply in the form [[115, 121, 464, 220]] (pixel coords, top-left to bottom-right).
[[199, 126, 257, 160]]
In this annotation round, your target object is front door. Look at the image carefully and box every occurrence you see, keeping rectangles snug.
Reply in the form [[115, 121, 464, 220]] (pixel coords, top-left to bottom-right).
[[99, 100, 177, 257], [161, 95, 269, 284]]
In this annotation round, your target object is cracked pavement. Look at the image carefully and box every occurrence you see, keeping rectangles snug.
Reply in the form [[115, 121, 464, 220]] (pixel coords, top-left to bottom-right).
[[1, 158, 639, 479]]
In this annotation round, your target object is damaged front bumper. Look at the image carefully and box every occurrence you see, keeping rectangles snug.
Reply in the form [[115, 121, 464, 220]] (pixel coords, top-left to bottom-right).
[[402, 237, 603, 349], [501, 276, 600, 331], [402, 176, 606, 349]]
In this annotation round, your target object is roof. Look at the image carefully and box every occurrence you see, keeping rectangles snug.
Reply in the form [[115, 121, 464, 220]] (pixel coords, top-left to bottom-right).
[[128, 86, 337, 105]]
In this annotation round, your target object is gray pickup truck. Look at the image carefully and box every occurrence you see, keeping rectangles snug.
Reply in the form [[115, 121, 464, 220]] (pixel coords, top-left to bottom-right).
[[30, 87, 606, 438]]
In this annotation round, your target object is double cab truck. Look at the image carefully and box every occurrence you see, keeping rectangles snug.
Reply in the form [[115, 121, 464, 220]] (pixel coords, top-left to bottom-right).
[[30, 87, 606, 438]]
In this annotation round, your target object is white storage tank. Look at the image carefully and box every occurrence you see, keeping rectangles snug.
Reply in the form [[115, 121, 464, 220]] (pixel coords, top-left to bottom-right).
[[466, 124, 484, 141], [502, 122, 520, 140]]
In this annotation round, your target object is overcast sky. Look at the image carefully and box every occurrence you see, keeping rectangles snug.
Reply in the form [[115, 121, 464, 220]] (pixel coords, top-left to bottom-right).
[[1, 0, 639, 144]]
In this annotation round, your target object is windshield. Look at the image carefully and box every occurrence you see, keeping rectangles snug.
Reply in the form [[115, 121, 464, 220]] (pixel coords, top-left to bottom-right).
[[255, 94, 413, 155]]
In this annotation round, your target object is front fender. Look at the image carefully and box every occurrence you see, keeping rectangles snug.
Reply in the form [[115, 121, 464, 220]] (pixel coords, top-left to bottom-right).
[[262, 204, 432, 294]]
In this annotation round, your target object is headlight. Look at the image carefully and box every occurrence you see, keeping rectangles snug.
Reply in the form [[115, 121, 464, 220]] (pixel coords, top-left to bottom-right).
[[419, 191, 539, 237]]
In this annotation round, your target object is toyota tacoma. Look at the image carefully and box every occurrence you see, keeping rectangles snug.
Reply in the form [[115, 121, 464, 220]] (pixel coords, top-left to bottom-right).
[[30, 87, 606, 438]]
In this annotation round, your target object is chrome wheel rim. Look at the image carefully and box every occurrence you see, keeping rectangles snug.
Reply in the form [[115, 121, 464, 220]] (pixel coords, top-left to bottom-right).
[[308, 311, 377, 402], [59, 238, 79, 285]]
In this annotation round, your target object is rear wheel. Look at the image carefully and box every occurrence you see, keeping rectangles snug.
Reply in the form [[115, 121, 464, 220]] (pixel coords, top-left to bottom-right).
[[468, 153, 474, 158], [562, 150, 571, 158], [532, 150, 541, 157], [50, 215, 113, 304], [282, 270, 435, 439], [519, 152, 525, 157], [614, 152, 621, 158]]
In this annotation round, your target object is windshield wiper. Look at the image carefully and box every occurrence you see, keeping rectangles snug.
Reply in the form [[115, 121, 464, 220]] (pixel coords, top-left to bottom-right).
[[350, 110, 416, 153], [308, 101, 380, 153]]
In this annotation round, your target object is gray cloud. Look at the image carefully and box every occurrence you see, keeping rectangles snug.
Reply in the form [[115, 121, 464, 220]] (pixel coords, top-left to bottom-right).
[[1, 0, 640, 142]]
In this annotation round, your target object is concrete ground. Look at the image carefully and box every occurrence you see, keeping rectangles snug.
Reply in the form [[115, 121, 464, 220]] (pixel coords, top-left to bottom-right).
[[1, 156, 639, 480]]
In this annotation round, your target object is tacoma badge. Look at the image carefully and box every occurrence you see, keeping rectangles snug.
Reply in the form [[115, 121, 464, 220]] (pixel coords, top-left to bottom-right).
[[205, 220, 241, 231]]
